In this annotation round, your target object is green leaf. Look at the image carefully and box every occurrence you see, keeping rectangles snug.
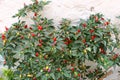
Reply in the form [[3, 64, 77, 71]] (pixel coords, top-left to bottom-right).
[[93, 46, 97, 53], [10, 43, 16, 48], [108, 46, 113, 51], [103, 41, 107, 46], [64, 71, 71, 78], [36, 72, 41, 78], [50, 73, 56, 80], [86, 47, 91, 52], [41, 75, 47, 80]]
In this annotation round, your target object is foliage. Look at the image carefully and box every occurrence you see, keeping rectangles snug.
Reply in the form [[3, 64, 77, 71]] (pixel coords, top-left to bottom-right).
[[0, 0, 120, 80], [0, 68, 13, 80]]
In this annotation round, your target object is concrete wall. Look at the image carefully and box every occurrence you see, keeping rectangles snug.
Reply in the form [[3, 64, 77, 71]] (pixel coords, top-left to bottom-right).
[[0, 0, 120, 79]]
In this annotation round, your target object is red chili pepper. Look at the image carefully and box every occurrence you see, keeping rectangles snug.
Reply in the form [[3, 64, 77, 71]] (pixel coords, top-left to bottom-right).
[[35, 52, 39, 57], [71, 67, 74, 72], [64, 41, 69, 45], [29, 27, 33, 30], [65, 38, 69, 41], [82, 39, 86, 44], [94, 16, 99, 22], [101, 17, 104, 20], [78, 73, 81, 77], [38, 43, 42, 47], [56, 68, 61, 72], [100, 47, 106, 54], [20, 35, 24, 39], [104, 22, 110, 26], [38, 25, 43, 30], [53, 37, 57, 42], [44, 55, 48, 60], [82, 23, 87, 28], [113, 54, 119, 60], [77, 29, 81, 33], [71, 63, 75, 67], [34, 12, 37, 16], [33, 77, 37, 80], [63, 60, 68, 63], [35, 0, 38, 4], [91, 35, 96, 40], [89, 29, 94, 33], [24, 25, 28, 28], [39, 39, 43, 43], [64, 38, 72, 45], [5, 26, 9, 31], [31, 33, 36, 37], [1, 34, 6, 40]]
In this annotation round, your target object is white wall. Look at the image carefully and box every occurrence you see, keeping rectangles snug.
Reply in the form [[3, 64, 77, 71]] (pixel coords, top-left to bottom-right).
[[0, 0, 31, 33], [0, 0, 120, 32]]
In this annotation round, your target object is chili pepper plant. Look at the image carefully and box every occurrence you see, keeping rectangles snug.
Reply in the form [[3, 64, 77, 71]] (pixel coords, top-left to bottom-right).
[[0, 0, 120, 80]]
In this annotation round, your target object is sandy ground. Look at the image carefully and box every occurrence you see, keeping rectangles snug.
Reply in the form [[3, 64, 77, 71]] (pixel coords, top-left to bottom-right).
[[0, 0, 120, 80]]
